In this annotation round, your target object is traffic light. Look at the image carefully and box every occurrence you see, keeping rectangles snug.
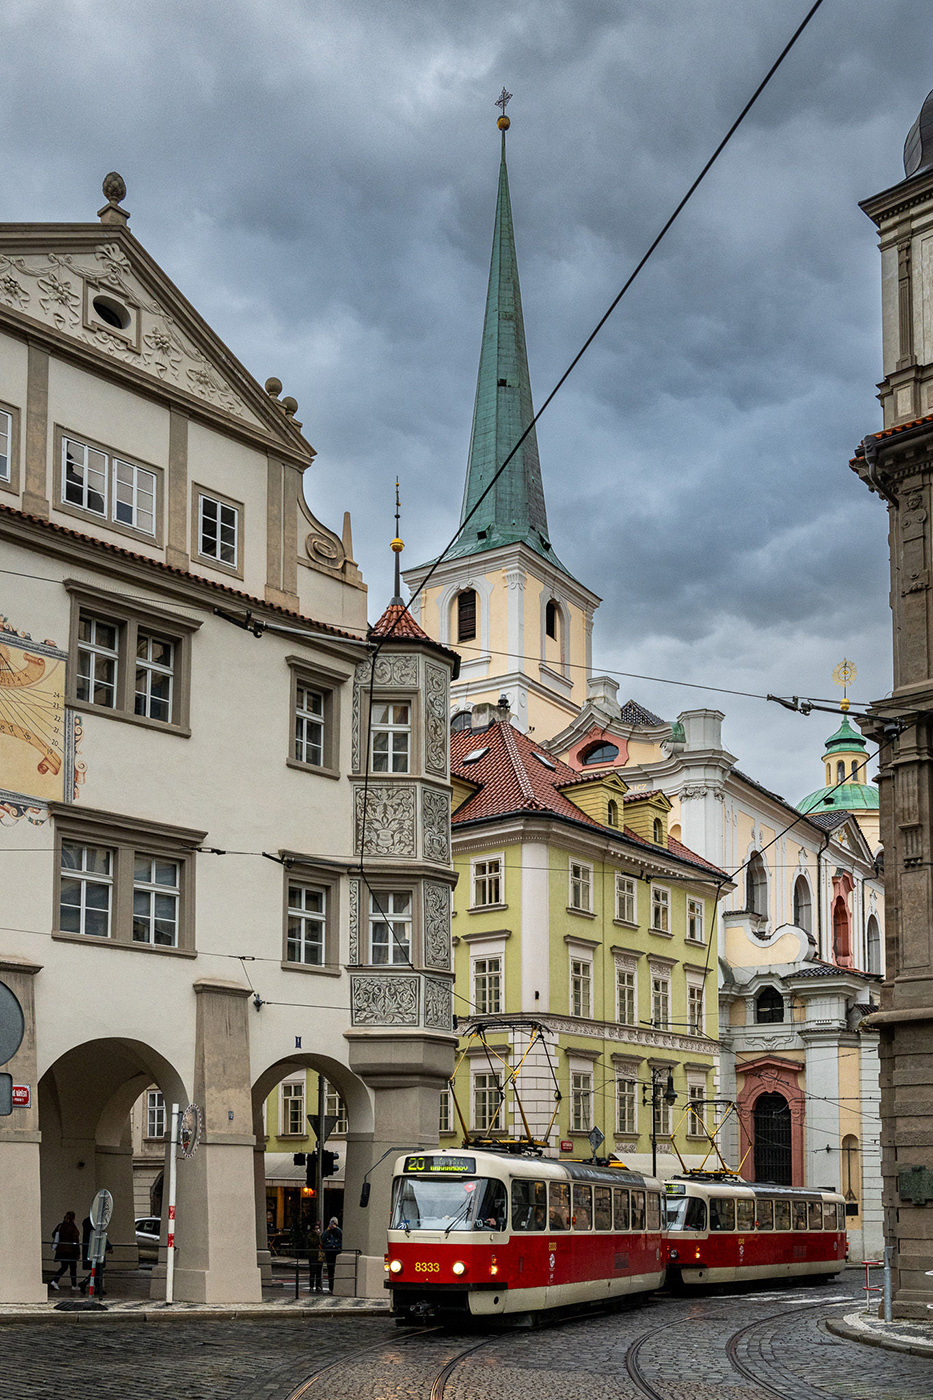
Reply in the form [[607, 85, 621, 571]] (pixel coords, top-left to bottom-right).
[[321, 1149, 338, 1178], [292, 1152, 306, 1166], [306, 1152, 318, 1187]]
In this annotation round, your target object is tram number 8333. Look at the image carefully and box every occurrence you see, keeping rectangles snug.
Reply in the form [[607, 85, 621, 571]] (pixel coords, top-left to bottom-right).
[[414, 1261, 440, 1273]]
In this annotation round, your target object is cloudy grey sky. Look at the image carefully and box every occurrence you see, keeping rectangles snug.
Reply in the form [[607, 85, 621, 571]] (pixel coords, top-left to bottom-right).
[[2, 0, 929, 805]]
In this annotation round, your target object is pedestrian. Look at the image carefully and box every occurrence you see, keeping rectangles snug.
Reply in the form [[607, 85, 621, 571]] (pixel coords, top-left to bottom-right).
[[321, 1216, 342, 1294], [49, 1211, 80, 1290], [308, 1220, 324, 1293]]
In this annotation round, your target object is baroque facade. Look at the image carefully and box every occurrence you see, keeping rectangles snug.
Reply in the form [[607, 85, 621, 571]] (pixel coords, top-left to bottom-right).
[[0, 176, 457, 1302]]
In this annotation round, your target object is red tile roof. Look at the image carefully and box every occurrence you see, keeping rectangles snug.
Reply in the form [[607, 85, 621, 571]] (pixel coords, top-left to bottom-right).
[[370, 602, 431, 640], [451, 720, 728, 879], [0, 502, 366, 643]]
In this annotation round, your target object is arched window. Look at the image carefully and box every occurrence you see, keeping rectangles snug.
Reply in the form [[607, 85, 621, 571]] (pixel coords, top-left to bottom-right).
[[851, 760, 859, 778], [746, 852, 767, 916], [755, 987, 784, 1024], [753, 1092, 792, 1185], [450, 709, 473, 733], [580, 742, 619, 766], [545, 599, 558, 640], [457, 589, 477, 643], [833, 896, 852, 965], [607, 799, 618, 828], [841, 1134, 860, 1205], [793, 875, 812, 934], [653, 818, 664, 844], [836, 760, 846, 784], [866, 914, 881, 975]]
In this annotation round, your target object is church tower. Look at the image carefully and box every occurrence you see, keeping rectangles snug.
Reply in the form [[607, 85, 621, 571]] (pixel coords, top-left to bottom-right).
[[404, 98, 600, 738]]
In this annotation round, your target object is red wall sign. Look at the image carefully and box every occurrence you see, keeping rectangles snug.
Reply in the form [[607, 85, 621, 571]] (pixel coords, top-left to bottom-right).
[[559, 1139, 573, 1153], [11, 1084, 30, 1107]]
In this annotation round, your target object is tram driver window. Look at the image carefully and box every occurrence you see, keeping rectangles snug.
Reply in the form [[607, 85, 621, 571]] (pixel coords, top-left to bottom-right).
[[666, 1196, 707, 1231], [572, 1184, 592, 1230], [710, 1197, 736, 1231], [549, 1182, 570, 1231], [594, 1187, 612, 1231], [756, 1200, 774, 1230], [774, 1200, 791, 1231], [474, 1179, 507, 1230], [613, 1188, 630, 1231], [736, 1198, 756, 1232], [512, 1179, 547, 1231], [630, 1190, 646, 1231], [792, 1200, 808, 1230]]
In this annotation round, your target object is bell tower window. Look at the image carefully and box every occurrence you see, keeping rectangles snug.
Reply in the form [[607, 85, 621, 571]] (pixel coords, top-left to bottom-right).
[[545, 599, 558, 639], [457, 589, 477, 643]]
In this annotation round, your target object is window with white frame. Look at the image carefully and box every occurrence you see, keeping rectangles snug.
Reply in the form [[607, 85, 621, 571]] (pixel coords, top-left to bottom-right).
[[70, 586, 194, 730], [369, 890, 411, 964], [287, 884, 327, 965], [653, 1084, 672, 1137], [687, 898, 704, 943], [616, 874, 637, 924], [0, 407, 11, 482], [295, 684, 325, 766], [473, 956, 502, 1014], [370, 702, 410, 773], [687, 981, 705, 1036], [134, 632, 175, 723], [571, 1071, 593, 1131], [473, 1072, 502, 1131], [617, 966, 636, 1025], [570, 958, 592, 1018], [281, 1080, 306, 1136], [76, 615, 119, 709], [651, 885, 670, 933], [146, 1089, 165, 1140], [651, 971, 670, 1029], [616, 1076, 637, 1134], [324, 1081, 348, 1134], [198, 492, 239, 568], [687, 1083, 706, 1137], [132, 855, 180, 946], [60, 842, 113, 938], [471, 856, 502, 907], [569, 860, 593, 912], [439, 1086, 453, 1134], [61, 435, 157, 535]]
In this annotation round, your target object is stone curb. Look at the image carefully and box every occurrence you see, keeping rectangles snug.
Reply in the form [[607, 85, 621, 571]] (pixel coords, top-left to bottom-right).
[[0, 1300, 391, 1325], [825, 1314, 933, 1358]]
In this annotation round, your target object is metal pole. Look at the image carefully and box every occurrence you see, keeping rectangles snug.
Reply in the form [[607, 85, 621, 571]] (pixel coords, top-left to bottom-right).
[[165, 1102, 179, 1305], [316, 1077, 325, 1234], [883, 1242, 894, 1323], [651, 1077, 658, 1179]]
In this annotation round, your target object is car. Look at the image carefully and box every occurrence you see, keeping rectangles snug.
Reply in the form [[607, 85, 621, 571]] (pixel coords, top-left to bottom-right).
[[135, 1217, 161, 1260]]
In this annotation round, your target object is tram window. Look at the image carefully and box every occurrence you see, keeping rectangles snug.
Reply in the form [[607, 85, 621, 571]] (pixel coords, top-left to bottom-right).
[[646, 1193, 661, 1232], [666, 1195, 707, 1230], [823, 1202, 838, 1230], [549, 1182, 570, 1231], [710, 1197, 736, 1231], [756, 1200, 774, 1230], [736, 1198, 755, 1232], [792, 1200, 808, 1230], [630, 1190, 646, 1231], [774, 1200, 791, 1231], [594, 1187, 612, 1231], [808, 1202, 823, 1230], [613, 1188, 630, 1231], [572, 1184, 592, 1230], [511, 1179, 547, 1231]]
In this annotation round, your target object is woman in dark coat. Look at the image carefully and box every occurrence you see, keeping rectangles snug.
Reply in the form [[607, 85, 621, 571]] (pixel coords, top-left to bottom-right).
[[321, 1217, 342, 1293], [50, 1211, 80, 1290]]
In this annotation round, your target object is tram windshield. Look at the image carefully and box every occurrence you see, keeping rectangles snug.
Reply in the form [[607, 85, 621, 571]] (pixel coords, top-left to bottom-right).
[[664, 1196, 708, 1231], [391, 1176, 507, 1232]]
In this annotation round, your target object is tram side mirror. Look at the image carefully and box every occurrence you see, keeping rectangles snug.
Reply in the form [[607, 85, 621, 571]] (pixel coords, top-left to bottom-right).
[[360, 1182, 371, 1208], [845, 1201, 859, 1216]]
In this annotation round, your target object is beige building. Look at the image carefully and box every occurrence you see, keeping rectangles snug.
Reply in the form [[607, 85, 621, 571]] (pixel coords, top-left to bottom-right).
[[0, 175, 457, 1303]]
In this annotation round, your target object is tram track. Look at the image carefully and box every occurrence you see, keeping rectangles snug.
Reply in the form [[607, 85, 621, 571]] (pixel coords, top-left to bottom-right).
[[281, 1326, 494, 1400]]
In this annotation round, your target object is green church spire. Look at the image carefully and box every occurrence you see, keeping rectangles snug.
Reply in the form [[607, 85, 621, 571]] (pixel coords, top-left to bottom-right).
[[446, 98, 570, 575]]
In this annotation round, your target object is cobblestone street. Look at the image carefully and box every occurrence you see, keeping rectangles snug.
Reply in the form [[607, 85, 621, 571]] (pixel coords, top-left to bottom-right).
[[1, 1271, 930, 1400]]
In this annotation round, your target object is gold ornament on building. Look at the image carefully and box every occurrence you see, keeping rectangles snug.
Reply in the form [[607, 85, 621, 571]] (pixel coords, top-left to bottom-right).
[[496, 87, 512, 131], [832, 658, 857, 712]]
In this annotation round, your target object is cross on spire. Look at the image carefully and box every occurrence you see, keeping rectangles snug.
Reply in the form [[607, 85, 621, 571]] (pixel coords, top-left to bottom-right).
[[495, 87, 512, 117]]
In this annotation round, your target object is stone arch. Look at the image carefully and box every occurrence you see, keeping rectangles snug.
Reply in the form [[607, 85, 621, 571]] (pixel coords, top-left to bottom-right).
[[737, 1057, 805, 1186], [435, 576, 493, 651]]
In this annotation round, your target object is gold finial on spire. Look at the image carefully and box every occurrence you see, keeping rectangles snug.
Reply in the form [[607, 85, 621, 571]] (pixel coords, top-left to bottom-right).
[[496, 87, 512, 131], [391, 477, 403, 555], [390, 479, 404, 604], [832, 658, 857, 712]]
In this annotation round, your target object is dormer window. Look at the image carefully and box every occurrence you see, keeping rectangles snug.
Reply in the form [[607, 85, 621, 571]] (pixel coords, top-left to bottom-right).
[[580, 741, 618, 766], [653, 818, 663, 844], [457, 589, 477, 643], [607, 799, 619, 827]]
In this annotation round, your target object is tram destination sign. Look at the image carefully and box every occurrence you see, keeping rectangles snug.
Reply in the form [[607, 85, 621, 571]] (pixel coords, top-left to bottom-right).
[[403, 1154, 476, 1175]]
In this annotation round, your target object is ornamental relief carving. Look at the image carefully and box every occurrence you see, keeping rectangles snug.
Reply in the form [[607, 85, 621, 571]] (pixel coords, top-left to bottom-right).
[[541, 1014, 715, 1055], [350, 974, 419, 1026], [424, 977, 453, 1031], [348, 879, 360, 964], [422, 787, 451, 864], [423, 882, 451, 969], [0, 249, 258, 424], [424, 664, 448, 776], [370, 655, 418, 688], [355, 785, 416, 856]]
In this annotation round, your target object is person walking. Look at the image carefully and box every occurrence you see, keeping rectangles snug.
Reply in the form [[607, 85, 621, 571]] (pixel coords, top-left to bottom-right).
[[308, 1220, 324, 1294], [321, 1216, 342, 1294], [49, 1211, 80, 1290]]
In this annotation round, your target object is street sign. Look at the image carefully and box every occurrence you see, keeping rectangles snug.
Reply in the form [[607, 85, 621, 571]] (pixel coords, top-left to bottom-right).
[[179, 1103, 202, 1158], [89, 1188, 113, 1231], [0, 981, 25, 1066], [11, 1084, 30, 1107], [559, 1139, 573, 1152], [88, 1227, 108, 1263], [309, 1113, 339, 1142], [588, 1127, 605, 1153]]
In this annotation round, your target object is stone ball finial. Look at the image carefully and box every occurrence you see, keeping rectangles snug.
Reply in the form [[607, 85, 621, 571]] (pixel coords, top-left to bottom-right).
[[102, 172, 127, 205], [265, 377, 283, 398], [281, 396, 298, 416]]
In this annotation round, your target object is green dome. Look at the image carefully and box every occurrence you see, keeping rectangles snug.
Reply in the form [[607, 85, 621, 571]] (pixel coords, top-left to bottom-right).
[[797, 782, 879, 815], [822, 714, 866, 754]]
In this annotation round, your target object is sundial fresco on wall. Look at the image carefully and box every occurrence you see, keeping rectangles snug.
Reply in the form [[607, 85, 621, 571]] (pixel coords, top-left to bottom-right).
[[0, 616, 81, 824]]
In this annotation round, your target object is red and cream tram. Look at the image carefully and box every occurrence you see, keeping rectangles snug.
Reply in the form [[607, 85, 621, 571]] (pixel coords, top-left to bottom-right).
[[386, 1148, 665, 1321], [664, 1176, 847, 1287]]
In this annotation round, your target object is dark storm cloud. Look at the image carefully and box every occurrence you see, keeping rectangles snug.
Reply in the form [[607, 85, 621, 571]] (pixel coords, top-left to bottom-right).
[[0, 0, 927, 799]]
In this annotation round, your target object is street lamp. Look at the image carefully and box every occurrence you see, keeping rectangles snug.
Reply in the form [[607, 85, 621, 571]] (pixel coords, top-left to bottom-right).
[[643, 1069, 677, 1179]]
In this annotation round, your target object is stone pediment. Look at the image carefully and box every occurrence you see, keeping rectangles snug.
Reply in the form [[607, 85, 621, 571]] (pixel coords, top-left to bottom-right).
[[0, 230, 306, 450]]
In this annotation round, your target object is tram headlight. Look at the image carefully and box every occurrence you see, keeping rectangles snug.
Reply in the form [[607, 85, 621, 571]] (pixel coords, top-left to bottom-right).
[[389, 1259, 403, 1274], [669, 1249, 679, 1261], [452, 1260, 467, 1276]]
